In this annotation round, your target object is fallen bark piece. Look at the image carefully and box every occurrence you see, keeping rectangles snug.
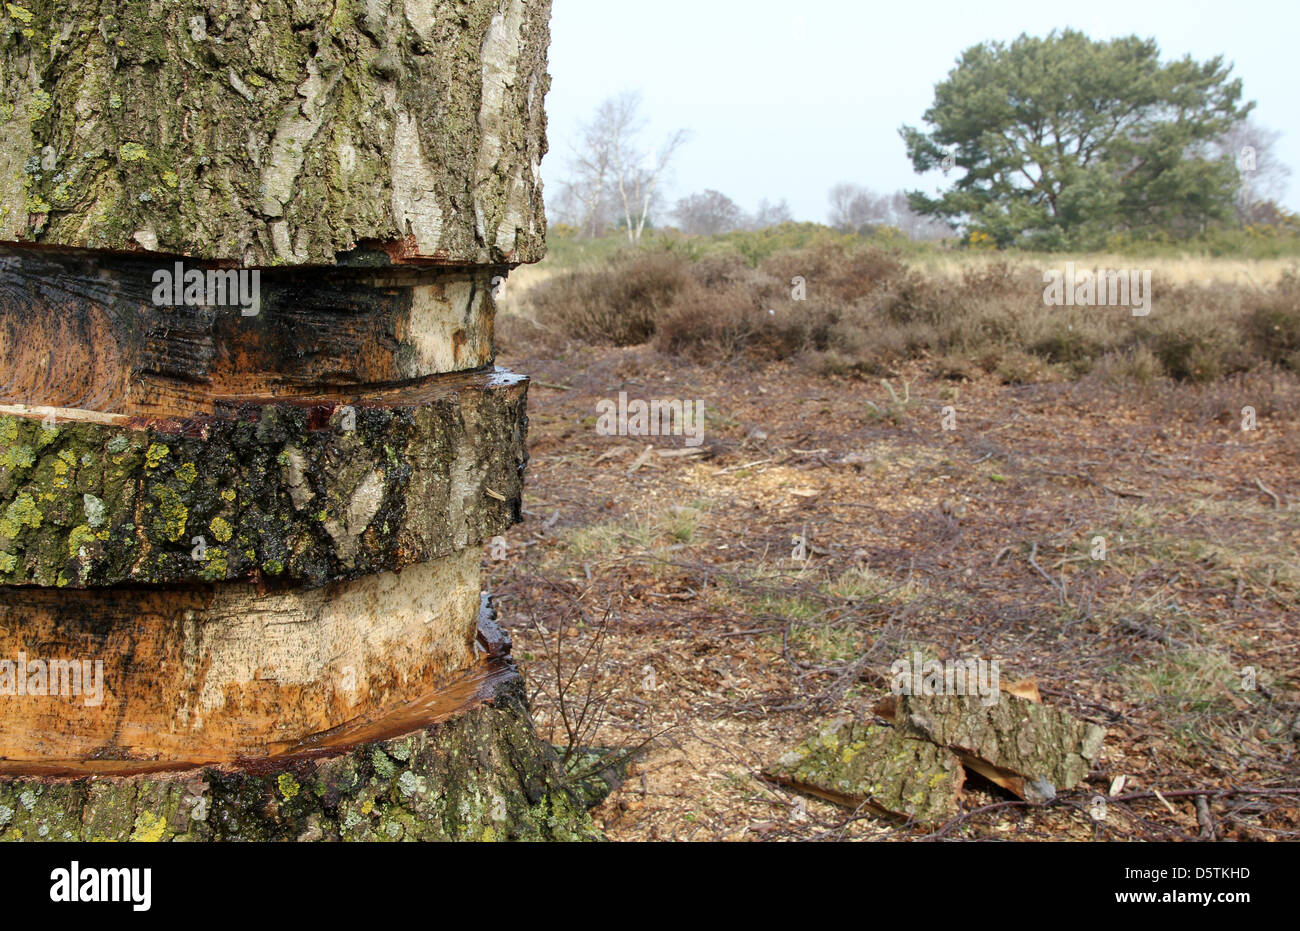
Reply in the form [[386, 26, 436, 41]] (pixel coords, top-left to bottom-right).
[[765, 719, 964, 824], [0, 247, 501, 415], [891, 693, 1106, 803], [0, 371, 528, 588], [1, 0, 552, 265], [0, 662, 600, 842]]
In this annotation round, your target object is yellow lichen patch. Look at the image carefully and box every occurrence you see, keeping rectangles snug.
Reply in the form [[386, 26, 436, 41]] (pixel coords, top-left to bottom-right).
[[145, 443, 169, 469], [0, 492, 42, 538], [27, 88, 52, 122], [277, 773, 300, 800], [209, 516, 233, 542], [1, 443, 35, 470], [197, 547, 227, 581], [130, 810, 169, 843], [153, 487, 188, 542], [67, 524, 96, 559], [119, 142, 148, 162]]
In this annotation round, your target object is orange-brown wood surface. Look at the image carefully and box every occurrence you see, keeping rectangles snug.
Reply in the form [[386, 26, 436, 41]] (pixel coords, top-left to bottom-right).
[[0, 550, 484, 765]]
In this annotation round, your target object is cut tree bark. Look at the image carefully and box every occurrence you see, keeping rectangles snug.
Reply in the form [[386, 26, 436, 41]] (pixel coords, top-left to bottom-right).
[[0, 0, 586, 843], [0, 0, 552, 265], [889, 692, 1106, 802], [765, 718, 965, 824], [0, 246, 502, 415], [0, 370, 528, 588], [0, 611, 597, 842], [0, 549, 486, 763]]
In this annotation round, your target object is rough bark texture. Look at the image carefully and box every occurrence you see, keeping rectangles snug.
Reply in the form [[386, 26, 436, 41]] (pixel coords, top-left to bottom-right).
[[765, 718, 965, 824], [0, 549, 486, 762], [0, 664, 599, 841], [0, 370, 528, 588], [893, 693, 1107, 803], [0, 0, 551, 266], [0, 246, 502, 415], [0, 0, 578, 845]]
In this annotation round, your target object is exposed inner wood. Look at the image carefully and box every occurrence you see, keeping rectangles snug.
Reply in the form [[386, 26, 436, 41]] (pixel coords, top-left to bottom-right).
[[0, 246, 500, 417], [0, 549, 486, 765], [0, 648, 598, 843]]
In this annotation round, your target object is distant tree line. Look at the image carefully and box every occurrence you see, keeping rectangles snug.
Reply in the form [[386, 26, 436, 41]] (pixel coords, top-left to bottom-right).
[[551, 35, 1294, 249]]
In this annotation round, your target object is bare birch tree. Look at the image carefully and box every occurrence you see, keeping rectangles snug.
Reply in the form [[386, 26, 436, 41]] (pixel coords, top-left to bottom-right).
[[567, 92, 687, 244], [1210, 119, 1292, 222]]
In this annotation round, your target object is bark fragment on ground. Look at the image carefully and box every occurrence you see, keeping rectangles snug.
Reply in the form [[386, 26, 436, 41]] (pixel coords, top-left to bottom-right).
[[0, 664, 599, 842], [0, 371, 528, 588], [764, 718, 965, 824], [889, 692, 1107, 802], [0, 0, 552, 265]]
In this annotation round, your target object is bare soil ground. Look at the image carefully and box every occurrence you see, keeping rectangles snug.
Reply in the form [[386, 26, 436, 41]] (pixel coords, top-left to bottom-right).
[[487, 344, 1300, 841]]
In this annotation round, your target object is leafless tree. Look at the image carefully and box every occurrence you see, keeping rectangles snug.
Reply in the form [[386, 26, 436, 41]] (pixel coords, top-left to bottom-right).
[[563, 101, 618, 237], [829, 183, 953, 240], [672, 189, 747, 235], [887, 191, 955, 240], [828, 183, 890, 232], [1211, 119, 1292, 222], [562, 93, 688, 243], [753, 198, 794, 228], [603, 93, 688, 244]]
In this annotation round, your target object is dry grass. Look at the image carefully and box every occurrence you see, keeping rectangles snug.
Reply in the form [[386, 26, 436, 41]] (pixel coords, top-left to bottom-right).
[[907, 251, 1300, 289]]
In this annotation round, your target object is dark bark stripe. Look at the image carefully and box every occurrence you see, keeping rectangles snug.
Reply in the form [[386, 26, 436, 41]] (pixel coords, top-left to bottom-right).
[[0, 246, 501, 415]]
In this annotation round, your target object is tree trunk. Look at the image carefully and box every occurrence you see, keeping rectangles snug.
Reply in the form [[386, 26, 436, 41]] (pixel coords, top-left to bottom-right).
[[0, 607, 597, 842], [0, 371, 528, 588], [0, 246, 502, 414], [0, 0, 552, 265], [0, 550, 486, 762], [0, 0, 586, 842]]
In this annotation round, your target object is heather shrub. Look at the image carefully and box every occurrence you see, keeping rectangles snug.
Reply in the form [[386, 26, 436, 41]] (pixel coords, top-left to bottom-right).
[[530, 251, 691, 345], [511, 241, 1294, 384]]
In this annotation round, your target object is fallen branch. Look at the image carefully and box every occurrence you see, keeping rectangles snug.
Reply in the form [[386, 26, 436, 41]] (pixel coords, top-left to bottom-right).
[[1254, 477, 1283, 509], [1028, 542, 1067, 604]]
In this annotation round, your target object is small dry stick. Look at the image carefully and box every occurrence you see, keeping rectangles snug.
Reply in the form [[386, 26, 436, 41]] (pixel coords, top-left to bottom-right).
[[1195, 795, 1217, 841], [1254, 477, 1282, 509]]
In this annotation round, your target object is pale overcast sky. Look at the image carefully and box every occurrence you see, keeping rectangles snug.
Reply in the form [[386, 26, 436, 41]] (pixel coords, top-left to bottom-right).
[[543, 0, 1300, 223]]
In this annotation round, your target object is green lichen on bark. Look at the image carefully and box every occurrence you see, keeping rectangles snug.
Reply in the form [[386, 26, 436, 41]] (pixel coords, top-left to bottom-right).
[[0, 672, 601, 842], [895, 693, 1106, 800], [0, 0, 551, 265], [0, 376, 528, 587], [766, 718, 965, 824]]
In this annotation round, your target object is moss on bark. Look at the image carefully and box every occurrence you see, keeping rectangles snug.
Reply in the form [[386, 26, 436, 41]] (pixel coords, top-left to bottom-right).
[[0, 0, 551, 265], [0, 372, 528, 588]]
